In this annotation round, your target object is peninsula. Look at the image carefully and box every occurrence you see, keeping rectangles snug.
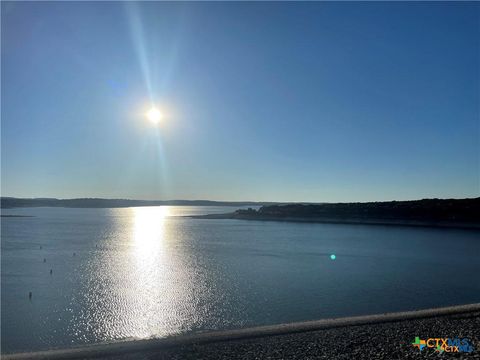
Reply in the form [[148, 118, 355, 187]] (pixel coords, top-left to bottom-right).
[[193, 198, 480, 229]]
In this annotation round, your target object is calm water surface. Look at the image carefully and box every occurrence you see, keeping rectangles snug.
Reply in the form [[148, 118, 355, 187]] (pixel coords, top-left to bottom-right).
[[2, 206, 480, 353]]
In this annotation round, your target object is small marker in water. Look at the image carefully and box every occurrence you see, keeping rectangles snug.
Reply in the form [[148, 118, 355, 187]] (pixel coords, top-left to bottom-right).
[[29, 292, 32, 299], [330, 254, 336, 260], [50, 269, 53, 275], [43, 258, 46, 263]]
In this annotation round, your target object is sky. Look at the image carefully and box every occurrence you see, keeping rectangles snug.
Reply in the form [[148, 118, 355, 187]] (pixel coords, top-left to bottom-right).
[[1, 2, 479, 202]]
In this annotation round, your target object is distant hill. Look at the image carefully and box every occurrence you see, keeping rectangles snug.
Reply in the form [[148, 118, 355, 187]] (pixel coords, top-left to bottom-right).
[[231, 198, 480, 228], [0, 197, 276, 209]]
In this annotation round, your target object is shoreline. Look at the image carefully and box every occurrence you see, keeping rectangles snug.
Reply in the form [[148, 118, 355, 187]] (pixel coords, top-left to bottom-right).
[[0, 215, 35, 217], [189, 213, 480, 230], [4, 303, 480, 359]]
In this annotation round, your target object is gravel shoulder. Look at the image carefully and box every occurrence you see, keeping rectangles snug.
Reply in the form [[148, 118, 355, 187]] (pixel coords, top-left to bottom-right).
[[108, 311, 480, 360], [4, 304, 479, 360]]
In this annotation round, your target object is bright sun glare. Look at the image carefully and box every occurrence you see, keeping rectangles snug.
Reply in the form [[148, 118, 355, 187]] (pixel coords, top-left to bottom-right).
[[146, 107, 162, 124], [133, 206, 170, 255]]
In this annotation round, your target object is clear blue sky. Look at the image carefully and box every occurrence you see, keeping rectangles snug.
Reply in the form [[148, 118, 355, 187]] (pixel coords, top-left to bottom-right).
[[1, 2, 479, 202]]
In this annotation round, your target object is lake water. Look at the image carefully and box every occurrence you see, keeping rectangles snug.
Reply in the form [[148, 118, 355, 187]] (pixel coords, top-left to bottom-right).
[[2, 206, 480, 353]]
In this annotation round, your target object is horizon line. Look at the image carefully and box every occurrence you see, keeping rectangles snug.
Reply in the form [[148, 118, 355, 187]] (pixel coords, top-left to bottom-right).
[[1, 195, 479, 205]]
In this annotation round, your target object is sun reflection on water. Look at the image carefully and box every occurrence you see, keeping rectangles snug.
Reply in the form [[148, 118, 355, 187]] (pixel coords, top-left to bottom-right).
[[133, 206, 169, 258], [71, 207, 214, 344]]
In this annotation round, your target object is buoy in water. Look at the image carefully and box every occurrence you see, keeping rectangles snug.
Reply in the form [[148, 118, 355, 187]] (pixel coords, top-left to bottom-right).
[[29, 292, 32, 299], [50, 269, 53, 275], [43, 258, 46, 263]]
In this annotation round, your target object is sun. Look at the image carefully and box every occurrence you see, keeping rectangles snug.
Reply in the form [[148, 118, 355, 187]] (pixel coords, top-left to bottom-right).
[[146, 107, 163, 124]]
